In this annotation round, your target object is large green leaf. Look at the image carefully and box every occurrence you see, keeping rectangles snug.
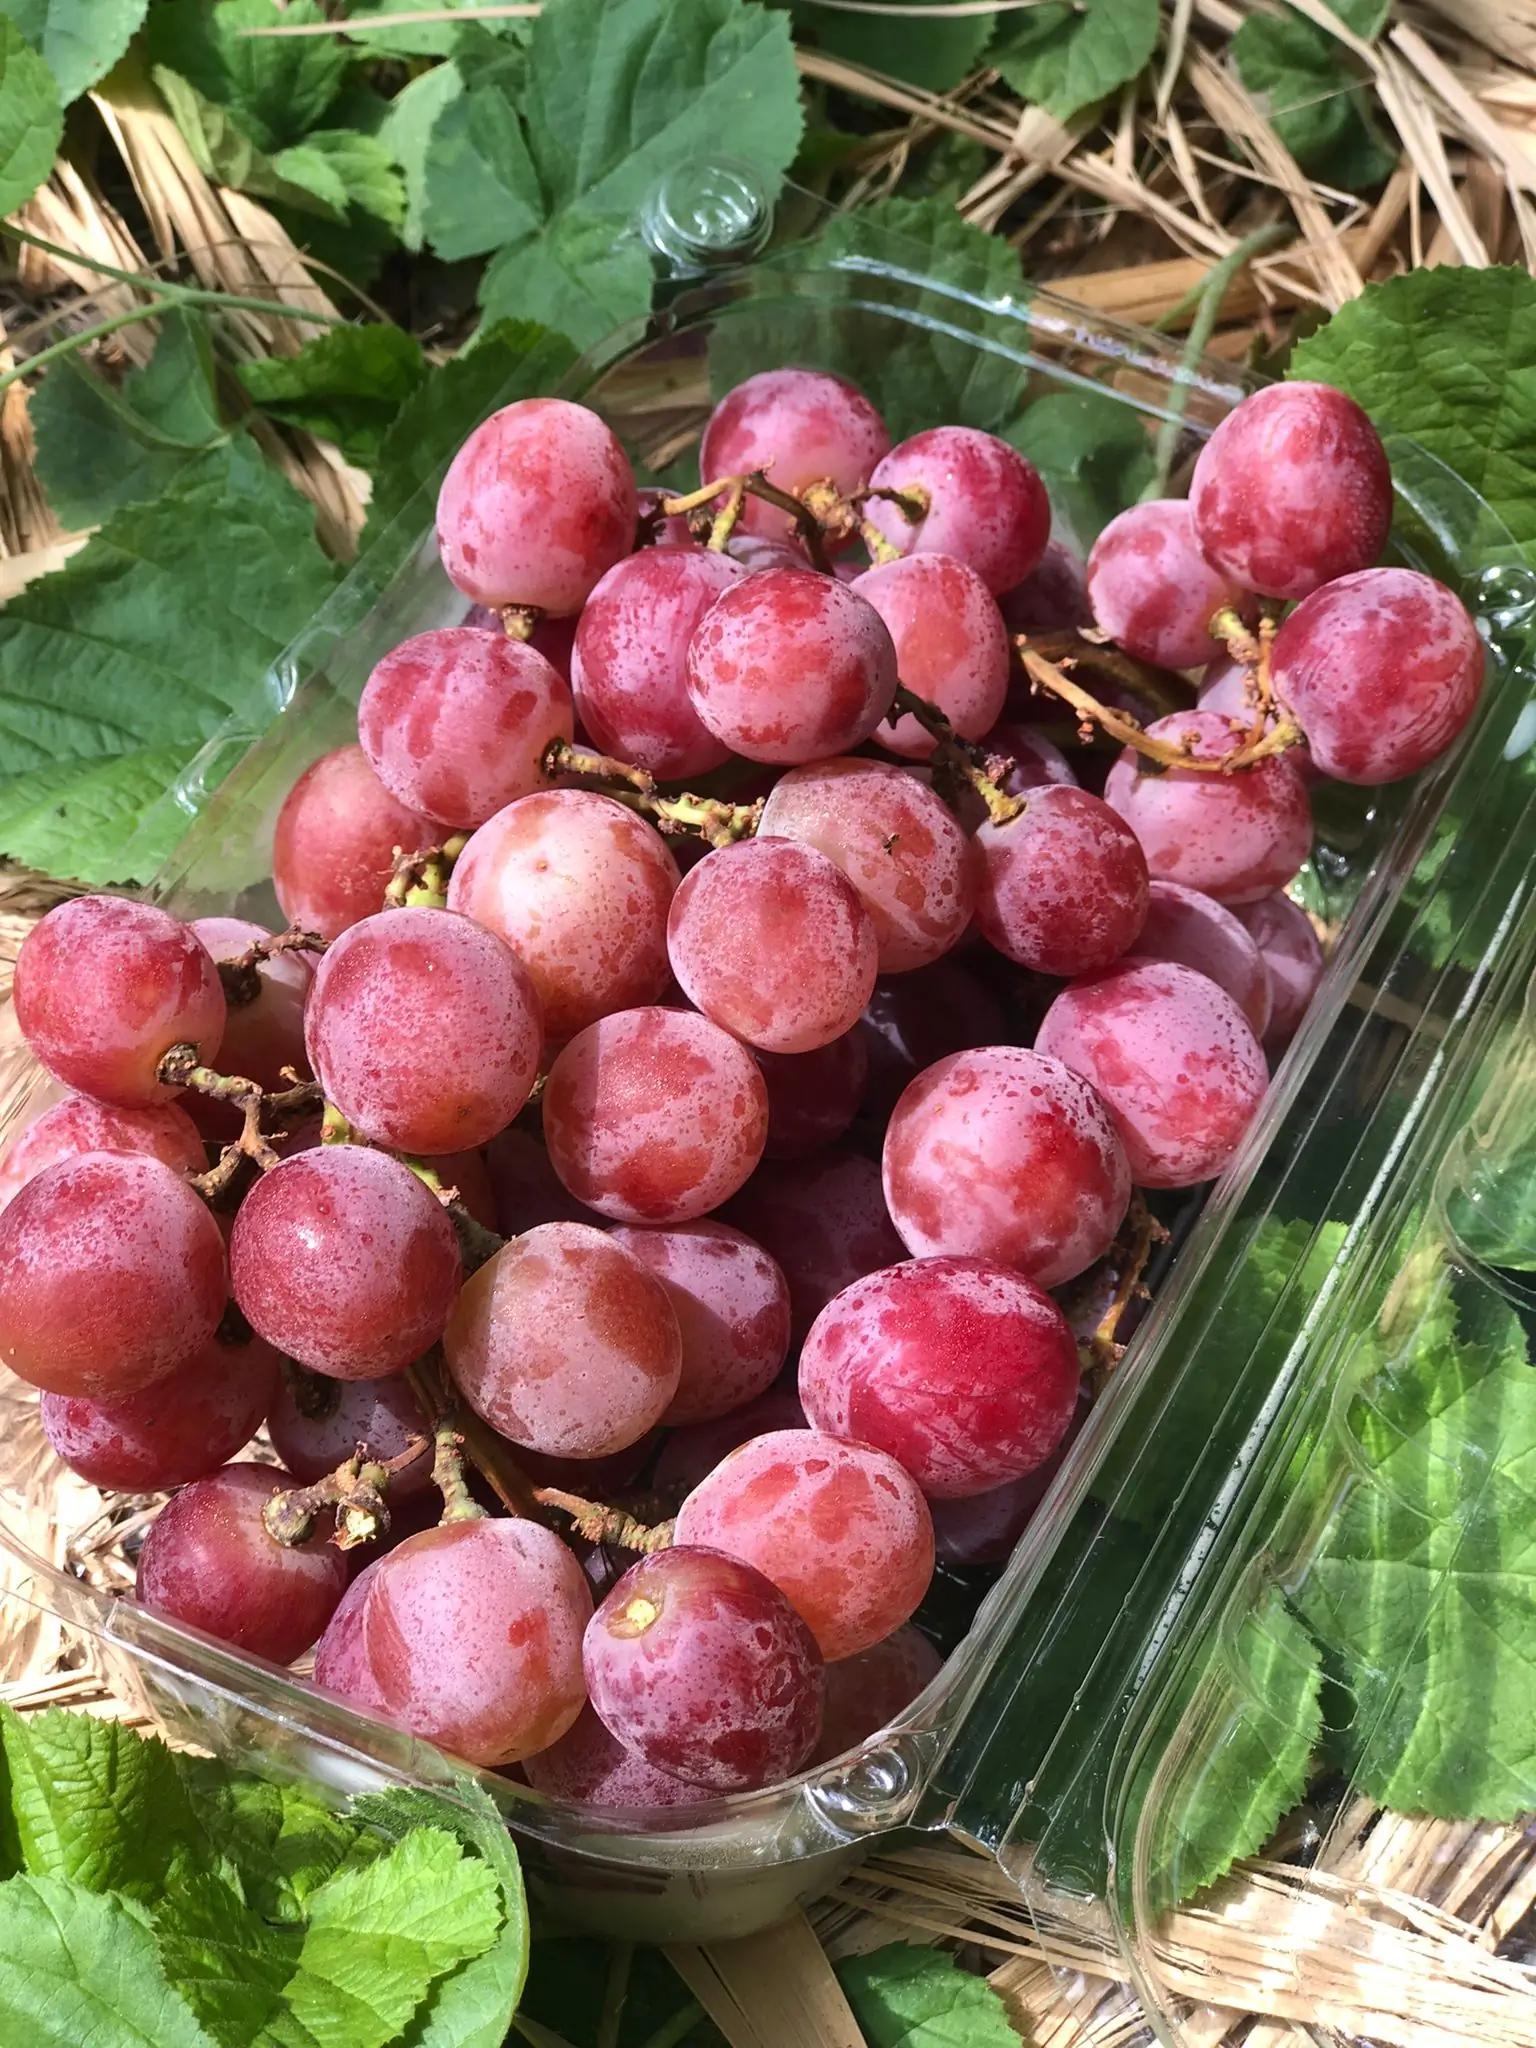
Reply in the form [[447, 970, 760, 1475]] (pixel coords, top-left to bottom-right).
[[238, 325, 425, 467], [793, 0, 996, 94], [0, 1875, 215, 2048], [4, 0, 148, 104], [479, 212, 656, 351], [1233, 3, 1395, 195], [153, 68, 349, 221], [837, 1943, 1021, 2047], [177, 1760, 370, 1929], [153, 1870, 299, 2048], [1004, 389, 1156, 548], [144, 0, 347, 152], [992, 0, 1159, 119], [0, 14, 62, 215]]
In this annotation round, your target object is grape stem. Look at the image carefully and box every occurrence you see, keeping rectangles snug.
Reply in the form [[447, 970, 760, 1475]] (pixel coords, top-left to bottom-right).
[[432, 1418, 490, 1526], [1024, 630, 1191, 721], [263, 1447, 405, 1551], [216, 925, 328, 1006], [385, 834, 468, 911], [407, 1352, 549, 1524], [542, 737, 765, 848], [1082, 1196, 1168, 1384], [499, 605, 540, 643], [888, 684, 1027, 827], [282, 1358, 340, 1421], [662, 470, 834, 574], [158, 1045, 322, 1195], [1018, 640, 1304, 772], [532, 1486, 676, 1554], [403, 1156, 506, 1273]]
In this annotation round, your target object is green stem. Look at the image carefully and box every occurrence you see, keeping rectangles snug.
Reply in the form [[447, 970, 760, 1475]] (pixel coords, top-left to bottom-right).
[[1, 221, 351, 329], [0, 299, 182, 404], [597, 1944, 633, 2048], [432, 1418, 489, 1526]]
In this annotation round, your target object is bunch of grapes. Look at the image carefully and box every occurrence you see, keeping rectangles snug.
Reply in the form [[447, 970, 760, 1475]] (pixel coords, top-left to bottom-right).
[[0, 366, 1484, 1810]]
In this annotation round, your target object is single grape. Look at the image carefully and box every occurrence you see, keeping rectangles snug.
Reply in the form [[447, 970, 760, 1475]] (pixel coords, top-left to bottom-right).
[[882, 1045, 1130, 1287], [266, 1369, 433, 1500], [974, 784, 1148, 977], [187, 917, 313, 1139], [305, 907, 541, 1155], [930, 1388, 1087, 1564], [1103, 710, 1312, 905], [800, 1256, 1080, 1497], [1087, 500, 1252, 670], [758, 1031, 868, 1160], [572, 547, 743, 780], [723, 1151, 906, 1343], [311, 1561, 387, 1710], [436, 397, 637, 614], [997, 540, 1091, 633], [1190, 381, 1392, 601], [1134, 880, 1272, 1036], [667, 839, 878, 1054], [446, 790, 679, 1043], [526, 1704, 708, 1809], [358, 628, 572, 829], [273, 745, 437, 941], [676, 1429, 934, 1660], [1198, 656, 1317, 781], [515, 1432, 661, 1495], [0, 1153, 226, 1399], [428, 1146, 499, 1232], [607, 1221, 790, 1426], [685, 571, 898, 764], [41, 1329, 277, 1491], [485, 1126, 598, 1235], [1270, 567, 1484, 784], [653, 1385, 808, 1498], [982, 721, 1078, 795], [137, 1462, 349, 1664], [853, 555, 1009, 758], [1235, 892, 1324, 1044], [360, 1517, 592, 1763], [1036, 957, 1269, 1187], [860, 961, 1011, 1119], [584, 1546, 823, 1791], [14, 897, 225, 1108], [699, 368, 889, 544], [863, 428, 1050, 595], [727, 533, 809, 574], [757, 757, 977, 974], [0, 1094, 205, 1214], [816, 1624, 943, 1763], [231, 1148, 460, 1380], [445, 1220, 680, 1456]]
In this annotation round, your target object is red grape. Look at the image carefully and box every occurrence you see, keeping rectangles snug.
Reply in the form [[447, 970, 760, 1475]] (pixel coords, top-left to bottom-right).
[[446, 790, 678, 1042], [864, 428, 1050, 595], [653, 1385, 808, 1498], [584, 1546, 823, 1791], [1087, 500, 1251, 670], [983, 721, 1078, 793], [860, 961, 1010, 1118], [360, 1517, 592, 1763], [485, 1126, 597, 1235], [699, 368, 889, 544], [1036, 957, 1268, 1186], [758, 1031, 868, 1159], [998, 540, 1091, 633], [266, 1369, 432, 1500], [41, 1329, 277, 1491], [273, 745, 436, 941], [0, 1153, 225, 1398], [727, 533, 809, 574], [757, 758, 976, 975], [675, 1428, 934, 1660], [974, 784, 1148, 976], [1103, 710, 1312, 905], [853, 555, 1009, 758], [571, 547, 743, 779], [311, 1561, 387, 1710], [724, 1151, 906, 1342], [607, 1221, 790, 1425], [816, 1624, 943, 1763], [930, 1388, 1087, 1564], [446, 1220, 681, 1456], [188, 917, 313, 1138], [1190, 382, 1392, 601], [882, 1045, 1130, 1286], [15, 897, 225, 1108], [525, 1704, 705, 1809], [0, 1094, 205, 1213], [358, 627, 572, 828], [1198, 656, 1318, 782], [436, 398, 637, 614], [685, 571, 898, 763], [137, 1462, 348, 1664], [231, 1147, 460, 1380], [1134, 880, 1272, 1036], [429, 1146, 499, 1232], [1270, 567, 1484, 784], [667, 839, 878, 1053], [1235, 892, 1324, 1044], [542, 1008, 768, 1222]]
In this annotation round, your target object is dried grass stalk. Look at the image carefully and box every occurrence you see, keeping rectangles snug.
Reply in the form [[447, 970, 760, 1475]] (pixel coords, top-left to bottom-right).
[[666, 1912, 867, 2048]]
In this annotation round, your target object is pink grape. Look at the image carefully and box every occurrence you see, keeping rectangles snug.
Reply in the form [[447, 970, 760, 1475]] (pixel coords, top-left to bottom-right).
[[607, 1221, 790, 1425], [515, 1432, 660, 1495], [15, 897, 225, 1108], [653, 1385, 809, 1498], [757, 758, 976, 974], [446, 1220, 681, 1456], [430, 1146, 498, 1232], [1087, 500, 1251, 670], [800, 1256, 1080, 1496], [724, 1151, 906, 1343], [998, 540, 1091, 633], [311, 1562, 387, 1710], [816, 1625, 944, 1763], [436, 397, 637, 614], [1036, 957, 1269, 1186], [882, 1045, 1131, 1286], [305, 907, 541, 1154], [446, 790, 678, 1042], [860, 961, 1010, 1118], [361, 1517, 592, 1763], [1270, 567, 1484, 784], [758, 1031, 868, 1159], [727, 533, 809, 573], [930, 1388, 1087, 1564], [571, 547, 742, 779], [231, 1147, 460, 1380], [984, 721, 1078, 793], [1134, 880, 1272, 1036], [676, 1428, 934, 1660], [486, 1126, 597, 1235], [525, 1704, 706, 1809], [0, 1153, 226, 1398], [863, 427, 1050, 594], [0, 1094, 205, 1213], [358, 627, 572, 828], [685, 571, 898, 763], [273, 745, 437, 941], [1236, 892, 1324, 1044], [1104, 710, 1312, 905], [41, 1330, 277, 1491], [266, 1369, 432, 1500], [188, 917, 313, 1138], [137, 1462, 348, 1664], [974, 785, 1148, 976], [585, 1546, 823, 1791], [667, 839, 878, 1053], [1190, 382, 1392, 601], [853, 554, 1009, 758], [698, 368, 890, 543]]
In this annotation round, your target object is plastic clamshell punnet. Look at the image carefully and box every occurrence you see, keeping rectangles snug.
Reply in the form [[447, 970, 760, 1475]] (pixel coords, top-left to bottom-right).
[[2, 177, 1534, 1953]]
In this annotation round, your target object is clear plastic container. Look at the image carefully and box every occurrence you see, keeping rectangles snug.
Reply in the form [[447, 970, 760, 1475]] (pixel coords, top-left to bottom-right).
[[3, 175, 1534, 1952]]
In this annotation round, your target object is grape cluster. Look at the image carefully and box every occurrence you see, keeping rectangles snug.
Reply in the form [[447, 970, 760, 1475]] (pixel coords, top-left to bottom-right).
[[0, 368, 1484, 1807]]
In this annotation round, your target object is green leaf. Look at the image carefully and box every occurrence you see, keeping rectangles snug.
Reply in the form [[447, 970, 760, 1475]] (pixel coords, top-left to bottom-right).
[[238, 324, 424, 467], [1233, 8, 1395, 193], [836, 1943, 1021, 2047], [278, 128, 406, 229], [153, 68, 348, 221], [480, 213, 656, 352], [0, 14, 62, 215], [418, 57, 539, 263], [178, 1759, 367, 1928], [337, 0, 526, 57], [992, 0, 1159, 119], [793, 0, 995, 93], [380, 62, 460, 252], [0, 1873, 215, 2048], [4, 0, 147, 104], [154, 1869, 300, 2048], [144, 0, 347, 152], [1003, 389, 1155, 548]]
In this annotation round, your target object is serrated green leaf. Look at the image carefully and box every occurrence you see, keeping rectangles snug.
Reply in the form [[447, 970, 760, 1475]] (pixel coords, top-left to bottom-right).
[[238, 324, 424, 467], [480, 213, 657, 351], [793, 0, 995, 93], [418, 57, 539, 263], [154, 1869, 300, 2048], [380, 62, 461, 252], [1003, 389, 1156, 548], [153, 67, 348, 221], [4, 0, 147, 104], [337, 0, 526, 57], [837, 1943, 1021, 2047], [1233, 9, 1395, 194], [144, 0, 347, 152], [178, 1759, 370, 1928], [0, 1874, 215, 2048], [281, 128, 406, 229], [992, 0, 1158, 119], [0, 14, 62, 215]]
